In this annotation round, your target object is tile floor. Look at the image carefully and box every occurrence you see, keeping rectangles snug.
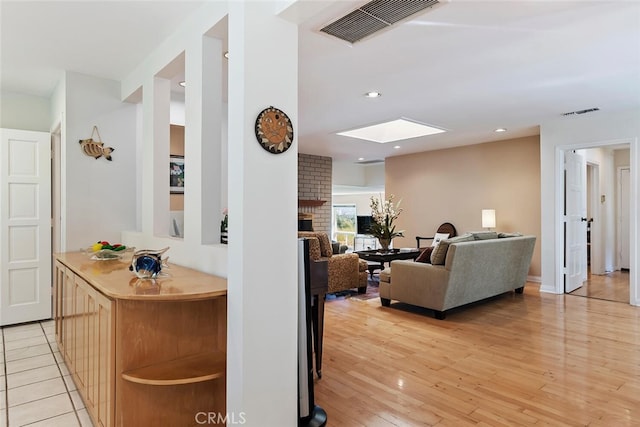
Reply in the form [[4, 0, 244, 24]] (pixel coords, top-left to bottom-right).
[[1, 320, 94, 427]]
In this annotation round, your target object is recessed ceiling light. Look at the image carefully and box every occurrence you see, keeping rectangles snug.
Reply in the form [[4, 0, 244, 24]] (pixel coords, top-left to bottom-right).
[[338, 118, 446, 144], [394, 145, 401, 149], [223, 51, 229, 59], [178, 81, 186, 87], [364, 91, 381, 98], [494, 128, 507, 133], [358, 157, 365, 161]]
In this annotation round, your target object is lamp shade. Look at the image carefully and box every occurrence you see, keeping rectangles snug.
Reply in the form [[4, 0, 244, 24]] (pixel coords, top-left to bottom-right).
[[482, 209, 496, 229]]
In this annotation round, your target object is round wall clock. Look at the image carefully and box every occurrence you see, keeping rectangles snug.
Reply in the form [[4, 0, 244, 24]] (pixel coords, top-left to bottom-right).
[[255, 106, 294, 154]]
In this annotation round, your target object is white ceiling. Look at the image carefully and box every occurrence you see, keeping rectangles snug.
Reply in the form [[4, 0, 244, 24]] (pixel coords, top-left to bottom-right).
[[2, 1, 639, 163]]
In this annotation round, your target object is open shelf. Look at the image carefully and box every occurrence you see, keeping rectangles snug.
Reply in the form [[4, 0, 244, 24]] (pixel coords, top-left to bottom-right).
[[298, 199, 326, 207], [122, 352, 225, 386]]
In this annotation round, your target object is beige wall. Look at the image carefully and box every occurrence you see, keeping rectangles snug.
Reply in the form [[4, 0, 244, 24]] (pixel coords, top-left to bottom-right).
[[386, 135, 541, 277]]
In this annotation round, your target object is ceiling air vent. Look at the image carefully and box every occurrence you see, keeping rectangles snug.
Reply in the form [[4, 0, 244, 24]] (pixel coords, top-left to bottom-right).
[[562, 108, 600, 116], [356, 159, 384, 165], [320, 0, 440, 44]]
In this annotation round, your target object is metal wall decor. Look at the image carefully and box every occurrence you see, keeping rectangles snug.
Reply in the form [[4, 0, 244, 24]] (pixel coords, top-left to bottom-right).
[[79, 126, 114, 161], [255, 106, 293, 154]]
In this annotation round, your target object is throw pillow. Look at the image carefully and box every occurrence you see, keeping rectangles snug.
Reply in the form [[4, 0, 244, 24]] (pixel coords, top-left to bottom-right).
[[430, 233, 474, 265], [415, 247, 434, 263], [431, 232, 450, 247]]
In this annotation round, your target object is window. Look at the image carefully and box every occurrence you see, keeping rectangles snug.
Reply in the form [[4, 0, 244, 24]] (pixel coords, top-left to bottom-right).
[[332, 204, 357, 250]]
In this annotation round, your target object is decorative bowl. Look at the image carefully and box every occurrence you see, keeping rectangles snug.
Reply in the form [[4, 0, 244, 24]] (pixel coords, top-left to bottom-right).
[[85, 246, 134, 261]]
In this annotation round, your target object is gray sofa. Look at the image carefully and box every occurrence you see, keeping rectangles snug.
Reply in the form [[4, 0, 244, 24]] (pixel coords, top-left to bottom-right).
[[379, 233, 536, 319]]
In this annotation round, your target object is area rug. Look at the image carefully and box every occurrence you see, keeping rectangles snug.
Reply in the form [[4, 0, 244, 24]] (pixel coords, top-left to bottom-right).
[[325, 276, 380, 301]]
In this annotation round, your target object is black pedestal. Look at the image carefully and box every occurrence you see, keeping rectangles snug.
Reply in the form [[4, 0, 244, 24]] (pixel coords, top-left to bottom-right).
[[300, 406, 327, 427], [299, 239, 327, 427]]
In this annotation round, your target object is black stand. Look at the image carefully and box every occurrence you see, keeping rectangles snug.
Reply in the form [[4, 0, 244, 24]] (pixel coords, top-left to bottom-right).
[[298, 239, 327, 427], [301, 406, 327, 427]]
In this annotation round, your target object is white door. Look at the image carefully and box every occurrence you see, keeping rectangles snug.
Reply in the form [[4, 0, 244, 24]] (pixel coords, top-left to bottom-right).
[[1, 128, 52, 326], [565, 150, 588, 293], [619, 167, 630, 269]]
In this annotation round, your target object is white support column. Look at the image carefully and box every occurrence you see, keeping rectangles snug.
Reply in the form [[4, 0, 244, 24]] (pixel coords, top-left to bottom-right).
[[141, 77, 170, 236], [184, 35, 223, 245], [227, 2, 298, 425], [154, 78, 171, 237]]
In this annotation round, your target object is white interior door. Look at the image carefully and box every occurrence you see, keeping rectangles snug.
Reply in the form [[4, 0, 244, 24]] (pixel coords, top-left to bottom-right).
[[565, 150, 588, 293], [1, 128, 52, 326], [619, 167, 630, 269]]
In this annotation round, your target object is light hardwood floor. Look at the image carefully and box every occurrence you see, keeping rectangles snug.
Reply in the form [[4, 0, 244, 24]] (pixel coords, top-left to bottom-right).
[[569, 270, 630, 303], [314, 283, 640, 426]]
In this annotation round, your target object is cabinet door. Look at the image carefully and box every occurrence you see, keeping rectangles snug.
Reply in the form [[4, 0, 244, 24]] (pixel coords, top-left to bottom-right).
[[94, 288, 114, 427], [73, 275, 88, 391], [53, 261, 65, 348], [62, 267, 75, 369], [85, 289, 98, 412]]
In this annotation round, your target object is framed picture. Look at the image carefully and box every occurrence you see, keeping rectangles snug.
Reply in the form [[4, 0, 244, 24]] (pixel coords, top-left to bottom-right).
[[170, 155, 185, 194]]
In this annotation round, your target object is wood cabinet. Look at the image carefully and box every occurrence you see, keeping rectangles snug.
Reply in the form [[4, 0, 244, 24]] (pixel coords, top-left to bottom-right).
[[53, 253, 227, 427]]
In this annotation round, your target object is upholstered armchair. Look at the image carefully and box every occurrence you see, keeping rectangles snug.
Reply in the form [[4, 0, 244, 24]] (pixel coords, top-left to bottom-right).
[[299, 232, 368, 294]]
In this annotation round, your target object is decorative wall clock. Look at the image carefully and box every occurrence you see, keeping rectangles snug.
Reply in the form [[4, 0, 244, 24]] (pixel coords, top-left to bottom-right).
[[255, 106, 293, 154]]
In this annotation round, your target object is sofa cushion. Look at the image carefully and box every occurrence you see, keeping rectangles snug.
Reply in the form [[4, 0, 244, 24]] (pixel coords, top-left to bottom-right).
[[379, 267, 391, 283], [430, 233, 474, 265], [472, 231, 498, 240], [498, 232, 523, 238], [415, 246, 434, 263]]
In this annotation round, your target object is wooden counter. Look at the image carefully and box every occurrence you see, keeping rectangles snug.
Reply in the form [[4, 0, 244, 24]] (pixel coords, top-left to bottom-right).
[[53, 252, 227, 427]]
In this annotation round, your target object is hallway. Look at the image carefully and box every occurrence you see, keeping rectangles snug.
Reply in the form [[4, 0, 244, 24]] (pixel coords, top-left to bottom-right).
[[569, 269, 630, 303]]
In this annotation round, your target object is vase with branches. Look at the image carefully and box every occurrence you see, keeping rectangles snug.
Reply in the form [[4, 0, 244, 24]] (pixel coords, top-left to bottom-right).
[[369, 194, 404, 251]]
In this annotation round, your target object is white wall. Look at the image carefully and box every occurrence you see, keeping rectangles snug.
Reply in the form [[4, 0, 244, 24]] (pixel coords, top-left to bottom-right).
[[62, 72, 138, 251], [0, 91, 51, 132], [583, 147, 617, 272], [333, 161, 384, 189], [333, 192, 384, 216], [540, 108, 639, 306]]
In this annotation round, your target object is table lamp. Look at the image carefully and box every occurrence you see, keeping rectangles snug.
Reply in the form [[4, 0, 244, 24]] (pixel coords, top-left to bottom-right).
[[482, 209, 496, 231]]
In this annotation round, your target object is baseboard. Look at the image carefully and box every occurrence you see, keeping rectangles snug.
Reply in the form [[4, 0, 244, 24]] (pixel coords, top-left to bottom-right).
[[527, 275, 541, 283]]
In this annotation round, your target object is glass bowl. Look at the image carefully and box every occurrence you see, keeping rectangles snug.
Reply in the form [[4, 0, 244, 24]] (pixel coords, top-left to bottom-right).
[[85, 246, 134, 261]]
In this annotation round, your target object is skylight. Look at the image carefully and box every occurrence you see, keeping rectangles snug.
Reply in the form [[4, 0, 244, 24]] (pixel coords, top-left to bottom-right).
[[337, 118, 446, 143]]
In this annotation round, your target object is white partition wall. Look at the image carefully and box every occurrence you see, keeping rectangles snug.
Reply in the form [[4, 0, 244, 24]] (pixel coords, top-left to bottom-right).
[[227, 2, 299, 425], [119, 2, 302, 424]]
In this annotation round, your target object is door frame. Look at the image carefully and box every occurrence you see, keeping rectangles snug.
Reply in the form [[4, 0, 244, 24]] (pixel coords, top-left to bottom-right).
[[52, 124, 62, 255], [554, 138, 637, 305], [617, 166, 631, 270], [587, 162, 603, 274]]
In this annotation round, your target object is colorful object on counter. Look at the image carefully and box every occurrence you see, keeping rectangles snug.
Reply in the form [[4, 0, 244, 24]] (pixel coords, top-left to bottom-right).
[[91, 241, 127, 252], [129, 247, 170, 279], [86, 240, 133, 261]]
